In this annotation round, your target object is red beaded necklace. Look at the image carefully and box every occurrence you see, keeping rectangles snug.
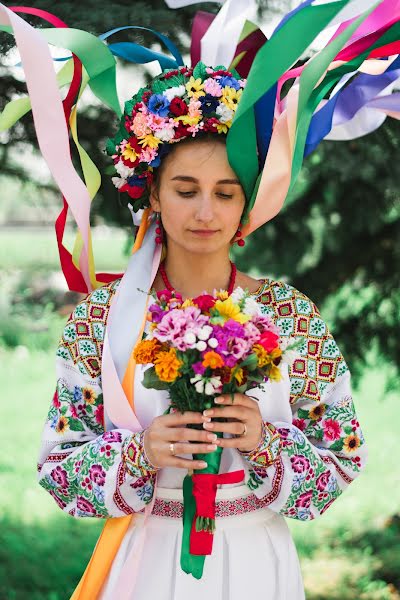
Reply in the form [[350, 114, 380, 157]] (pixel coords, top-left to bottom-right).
[[159, 260, 237, 296]]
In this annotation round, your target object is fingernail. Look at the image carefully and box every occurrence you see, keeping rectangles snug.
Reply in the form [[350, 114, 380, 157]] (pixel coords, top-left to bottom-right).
[[203, 422, 214, 429], [202, 416, 211, 422], [207, 444, 217, 451], [203, 409, 213, 416], [215, 397, 224, 403], [207, 434, 217, 442], [199, 462, 207, 468]]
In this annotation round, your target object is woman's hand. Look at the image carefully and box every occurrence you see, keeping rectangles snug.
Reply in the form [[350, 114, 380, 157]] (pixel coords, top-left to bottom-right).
[[202, 393, 263, 453], [143, 411, 219, 470]]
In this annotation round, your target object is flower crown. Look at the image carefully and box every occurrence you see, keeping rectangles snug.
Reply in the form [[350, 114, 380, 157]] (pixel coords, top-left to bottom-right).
[[105, 62, 246, 213]]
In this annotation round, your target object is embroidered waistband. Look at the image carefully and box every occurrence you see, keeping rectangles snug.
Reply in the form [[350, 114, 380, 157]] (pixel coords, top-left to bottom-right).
[[150, 484, 274, 519]]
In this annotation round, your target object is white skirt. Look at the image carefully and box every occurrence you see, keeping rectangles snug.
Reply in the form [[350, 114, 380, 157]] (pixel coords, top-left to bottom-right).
[[99, 484, 305, 600]]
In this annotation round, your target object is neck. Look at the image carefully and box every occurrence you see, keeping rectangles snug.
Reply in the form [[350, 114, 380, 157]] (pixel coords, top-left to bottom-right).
[[158, 246, 233, 299]]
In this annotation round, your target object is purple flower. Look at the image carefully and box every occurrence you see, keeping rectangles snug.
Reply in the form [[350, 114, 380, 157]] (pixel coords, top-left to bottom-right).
[[219, 75, 241, 90], [295, 490, 313, 509], [212, 319, 252, 366], [290, 454, 310, 473], [51, 466, 68, 488], [148, 303, 165, 324], [77, 496, 96, 515], [103, 430, 122, 443], [148, 94, 170, 117], [251, 314, 280, 335], [89, 464, 106, 486], [200, 94, 219, 115], [192, 361, 206, 375]]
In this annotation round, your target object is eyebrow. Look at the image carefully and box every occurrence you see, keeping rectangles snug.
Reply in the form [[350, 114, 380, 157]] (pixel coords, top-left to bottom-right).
[[170, 175, 241, 185]]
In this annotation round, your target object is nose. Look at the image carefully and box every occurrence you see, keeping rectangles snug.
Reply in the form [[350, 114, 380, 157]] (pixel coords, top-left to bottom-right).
[[194, 192, 215, 223]]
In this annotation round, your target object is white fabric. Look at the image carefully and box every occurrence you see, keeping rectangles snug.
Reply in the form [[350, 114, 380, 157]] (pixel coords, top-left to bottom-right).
[[99, 485, 305, 600]]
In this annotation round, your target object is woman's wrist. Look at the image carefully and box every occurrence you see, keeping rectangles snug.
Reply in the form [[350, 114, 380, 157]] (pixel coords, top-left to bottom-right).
[[238, 421, 281, 468], [122, 429, 160, 478]]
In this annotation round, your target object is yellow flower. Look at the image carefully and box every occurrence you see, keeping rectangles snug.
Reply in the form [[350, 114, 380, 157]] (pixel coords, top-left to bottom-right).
[[268, 363, 282, 382], [185, 76, 205, 98], [309, 403, 326, 420], [214, 297, 250, 324], [216, 290, 229, 300], [82, 387, 96, 405], [154, 348, 183, 382], [254, 344, 271, 367], [233, 367, 245, 385], [181, 299, 195, 308], [343, 433, 361, 453], [55, 415, 69, 434], [138, 134, 160, 149], [216, 121, 231, 134], [221, 87, 242, 110], [175, 114, 201, 126], [202, 351, 224, 369], [133, 339, 161, 364], [121, 142, 140, 163]]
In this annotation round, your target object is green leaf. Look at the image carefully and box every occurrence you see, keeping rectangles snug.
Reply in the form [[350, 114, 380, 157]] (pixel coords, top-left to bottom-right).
[[297, 408, 310, 419], [68, 419, 85, 432], [328, 438, 344, 451], [240, 353, 258, 370], [344, 425, 354, 435], [142, 366, 170, 390], [193, 61, 208, 80]]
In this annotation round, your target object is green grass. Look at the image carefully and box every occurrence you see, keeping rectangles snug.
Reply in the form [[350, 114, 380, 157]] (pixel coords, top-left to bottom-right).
[[0, 347, 399, 599]]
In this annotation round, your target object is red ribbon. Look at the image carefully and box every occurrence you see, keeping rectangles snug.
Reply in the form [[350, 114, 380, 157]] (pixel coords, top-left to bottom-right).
[[189, 469, 245, 555]]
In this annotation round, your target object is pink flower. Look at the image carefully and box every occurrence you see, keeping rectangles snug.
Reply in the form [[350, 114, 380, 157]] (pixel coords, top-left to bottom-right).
[[203, 77, 223, 97], [146, 112, 168, 131], [323, 418, 341, 441], [188, 97, 202, 117], [52, 391, 60, 408], [51, 466, 68, 488], [290, 454, 310, 473], [132, 112, 150, 137], [154, 306, 208, 351], [243, 321, 261, 345], [316, 471, 330, 491], [95, 404, 104, 425], [140, 147, 158, 163], [292, 418, 306, 431], [251, 314, 280, 336], [295, 490, 313, 508]]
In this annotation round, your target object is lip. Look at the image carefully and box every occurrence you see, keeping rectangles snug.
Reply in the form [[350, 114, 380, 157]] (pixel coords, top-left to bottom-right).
[[190, 230, 219, 236]]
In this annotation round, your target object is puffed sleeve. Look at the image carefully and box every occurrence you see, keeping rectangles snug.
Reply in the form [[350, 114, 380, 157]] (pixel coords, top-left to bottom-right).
[[238, 279, 368, 521], [37, 280, 159, 519]]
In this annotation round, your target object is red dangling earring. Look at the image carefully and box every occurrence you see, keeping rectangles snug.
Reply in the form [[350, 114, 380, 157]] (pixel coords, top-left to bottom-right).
[[235, 223, 245, 247], [155, 212, 163, 244]]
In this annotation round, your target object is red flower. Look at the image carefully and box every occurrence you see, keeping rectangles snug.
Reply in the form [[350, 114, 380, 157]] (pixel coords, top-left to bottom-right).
[[316, 471, 330, 491], [95, 404, 104, 425], [258, 330, 280, 353], [322, 418, 341, 442], [119, 183, 146, 199], [193, 294, 216, 312], [156, 289, 183, 303], [292, 418, 306, 431], [295, 490, 313, 508], [52, 391, 60, 409], [174, 122, 189, 139], [203, 117, 219, 132], [169, 97, 188, 117]]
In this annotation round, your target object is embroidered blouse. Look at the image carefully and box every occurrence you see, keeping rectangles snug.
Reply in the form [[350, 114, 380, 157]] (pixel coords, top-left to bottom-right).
[[37, 277, 367, 521]]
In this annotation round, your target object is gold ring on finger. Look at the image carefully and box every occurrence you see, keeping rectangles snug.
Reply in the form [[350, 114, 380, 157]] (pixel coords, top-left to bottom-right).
[[169, 442, 175, 455]]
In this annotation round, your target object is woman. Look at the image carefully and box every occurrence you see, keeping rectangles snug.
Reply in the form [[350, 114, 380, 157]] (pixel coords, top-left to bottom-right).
[[37, 64, 367, 600]]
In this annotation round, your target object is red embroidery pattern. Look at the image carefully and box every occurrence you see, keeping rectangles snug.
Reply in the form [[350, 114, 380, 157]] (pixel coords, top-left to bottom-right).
[[321, 455, 354, 484], [113, 463, 134, 515]]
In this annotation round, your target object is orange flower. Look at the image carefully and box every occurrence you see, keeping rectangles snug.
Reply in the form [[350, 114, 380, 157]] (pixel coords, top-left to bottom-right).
[[343, 433, 361, 453], [309, 403, 326, 420], [154, 348, 183, 382], [202, 351, 224, 369], [254, 344, 271, 367], [55, 415, 69, 434], [133, 339, 161, 364], [82, 387, 96, 405]]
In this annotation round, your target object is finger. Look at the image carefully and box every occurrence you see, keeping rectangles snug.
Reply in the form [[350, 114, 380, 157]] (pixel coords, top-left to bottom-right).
[[158, 411, 211, 426], [214, 393, 259, 408], [202, 406, 254, 420], [171, 442, 218, 455], [170, 457, 208, 470], [203, 420, 246, 435], [166, 427, 220, 444]]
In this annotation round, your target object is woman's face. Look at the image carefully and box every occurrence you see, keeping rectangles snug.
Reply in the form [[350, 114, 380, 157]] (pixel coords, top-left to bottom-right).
[[150, 139, 246, 256]]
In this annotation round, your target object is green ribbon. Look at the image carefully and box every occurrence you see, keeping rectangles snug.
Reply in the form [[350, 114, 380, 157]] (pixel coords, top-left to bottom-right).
[[180, 433, 223, 579]]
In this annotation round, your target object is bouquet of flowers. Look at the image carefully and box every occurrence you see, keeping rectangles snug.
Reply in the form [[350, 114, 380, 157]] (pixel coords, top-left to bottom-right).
[[134, 286, 302, 578]]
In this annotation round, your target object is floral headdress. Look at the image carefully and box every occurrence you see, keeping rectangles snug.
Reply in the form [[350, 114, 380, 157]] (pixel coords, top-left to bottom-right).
[[106, 62, 246, 213]]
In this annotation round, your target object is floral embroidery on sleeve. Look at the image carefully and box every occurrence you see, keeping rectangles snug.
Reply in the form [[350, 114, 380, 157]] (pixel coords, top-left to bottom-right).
[[37, 280, 158, 518], [238, 421, 282, 470], [244, 279, 368, 521]]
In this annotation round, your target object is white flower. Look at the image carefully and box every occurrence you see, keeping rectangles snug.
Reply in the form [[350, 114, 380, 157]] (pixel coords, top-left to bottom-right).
[[163, 85, 186, 101], [205, 376, 222, 395], [230, 286, 246, 304], [216, 104, 234, 123], [197, 325, 213, 341], [115, 160, 134, 178], [208, 337, 218, 348], [196, 340, 207, 352], [155, 127, 175, 142], [184, 331, 197, 346], [112, 176, 126, 190], [243, 297, 261, 316]]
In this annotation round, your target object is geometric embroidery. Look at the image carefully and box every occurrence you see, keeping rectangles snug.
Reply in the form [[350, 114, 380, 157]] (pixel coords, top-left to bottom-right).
[[254, 278, 349, 405]]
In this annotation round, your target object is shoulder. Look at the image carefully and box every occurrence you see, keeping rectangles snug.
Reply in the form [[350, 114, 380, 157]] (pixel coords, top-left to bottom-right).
[[56, 278, 121, 378], [254, 277, 350, 399]]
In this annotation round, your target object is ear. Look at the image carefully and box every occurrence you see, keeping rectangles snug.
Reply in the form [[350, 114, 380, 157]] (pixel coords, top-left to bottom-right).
[[149, 183, 161, 213]]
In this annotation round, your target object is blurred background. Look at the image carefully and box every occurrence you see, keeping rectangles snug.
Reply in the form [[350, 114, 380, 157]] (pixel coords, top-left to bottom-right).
[[0, 1, 399, 598]]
